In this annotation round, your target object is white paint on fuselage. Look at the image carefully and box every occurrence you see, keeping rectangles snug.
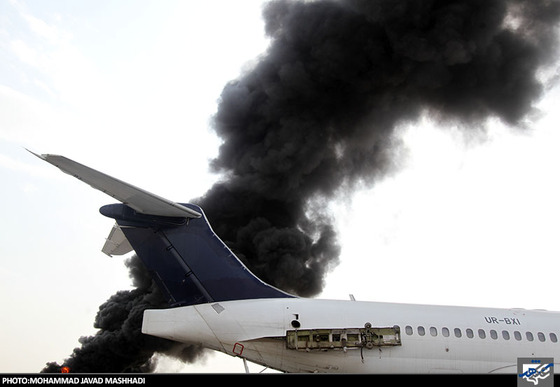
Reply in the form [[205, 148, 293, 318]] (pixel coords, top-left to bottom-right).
[[142, 298, 560, 373]]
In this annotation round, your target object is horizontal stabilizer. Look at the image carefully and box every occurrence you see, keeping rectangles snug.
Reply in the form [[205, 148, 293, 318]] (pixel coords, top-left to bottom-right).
[[28, 150, 201, 219], [30, 150, 295, 307], [102, 223, 133, 257]]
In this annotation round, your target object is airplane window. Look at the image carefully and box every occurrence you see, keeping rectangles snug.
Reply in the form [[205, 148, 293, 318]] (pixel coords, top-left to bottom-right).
[[418, 326, 425, 336], [526, 332, 534, 342], [405, 326, 413, 335], [466, 329, 474, 338], [538, 332, 546, 342], [430, 327, 437, 337], [490, 330, 498, 340], [514, 331, 522, 341], [442, 327, 449, 337], [550, 333, 558, 343], [478, 329, 486, 339], [454, 328, 462, 338], [502, 331, 510, 340]]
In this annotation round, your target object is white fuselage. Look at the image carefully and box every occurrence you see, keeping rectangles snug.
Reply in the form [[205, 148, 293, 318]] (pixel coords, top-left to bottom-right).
[[142, 298, 560, 373]]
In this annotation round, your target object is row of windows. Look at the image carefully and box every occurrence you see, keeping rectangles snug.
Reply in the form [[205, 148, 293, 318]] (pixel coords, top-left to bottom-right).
[[404, 325, 558, 343]]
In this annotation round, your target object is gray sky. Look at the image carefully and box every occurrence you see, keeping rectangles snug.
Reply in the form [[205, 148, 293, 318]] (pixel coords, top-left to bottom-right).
[[1, 0, 560, 373]]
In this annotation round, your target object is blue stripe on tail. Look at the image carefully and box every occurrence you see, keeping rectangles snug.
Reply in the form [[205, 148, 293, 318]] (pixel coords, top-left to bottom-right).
[[100, 203, 294, 307]]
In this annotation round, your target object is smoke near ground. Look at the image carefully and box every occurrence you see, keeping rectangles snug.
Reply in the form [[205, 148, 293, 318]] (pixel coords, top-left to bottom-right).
[[41, 256, 206, 373], [43, 0, 559, 373]]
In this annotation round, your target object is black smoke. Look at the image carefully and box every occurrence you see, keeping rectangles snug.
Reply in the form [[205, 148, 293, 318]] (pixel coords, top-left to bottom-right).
[[41, 256, 206, 373], [196, 0, 560, 296], [42, 0, 559, 373]]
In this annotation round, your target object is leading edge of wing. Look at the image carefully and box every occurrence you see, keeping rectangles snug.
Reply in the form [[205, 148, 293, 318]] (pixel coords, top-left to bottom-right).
[[27, 149, 201, 219]]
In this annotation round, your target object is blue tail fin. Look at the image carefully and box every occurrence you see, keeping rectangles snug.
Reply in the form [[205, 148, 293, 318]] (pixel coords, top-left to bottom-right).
[[100, 203, 295, 307], [30, 152, 295, 307]]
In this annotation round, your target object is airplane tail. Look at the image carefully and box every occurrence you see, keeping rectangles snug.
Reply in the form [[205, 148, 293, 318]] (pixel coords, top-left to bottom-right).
[[101, 202, 293, 306], [30, 151, 295, 307]]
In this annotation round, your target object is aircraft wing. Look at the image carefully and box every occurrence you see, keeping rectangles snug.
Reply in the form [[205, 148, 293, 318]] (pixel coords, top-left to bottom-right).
[[28, 150, 201, 219]]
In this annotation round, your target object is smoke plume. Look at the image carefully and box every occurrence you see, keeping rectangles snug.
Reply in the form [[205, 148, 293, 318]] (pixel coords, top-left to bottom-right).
[[196, 0, 560, 296], [41, 256, 206, 373], [43, 0, 559, 373]]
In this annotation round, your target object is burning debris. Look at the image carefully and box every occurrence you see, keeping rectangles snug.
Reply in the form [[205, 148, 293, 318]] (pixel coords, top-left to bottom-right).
[[42, 256, 205, 373]]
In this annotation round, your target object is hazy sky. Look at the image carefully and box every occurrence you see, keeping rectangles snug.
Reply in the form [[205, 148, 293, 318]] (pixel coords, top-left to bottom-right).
[[1, 0, 560, 373]]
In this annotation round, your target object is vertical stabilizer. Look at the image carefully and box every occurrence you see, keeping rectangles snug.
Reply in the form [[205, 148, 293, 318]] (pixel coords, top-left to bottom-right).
[[32, 151, 295, 307], [101, 203, 295, 307]]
